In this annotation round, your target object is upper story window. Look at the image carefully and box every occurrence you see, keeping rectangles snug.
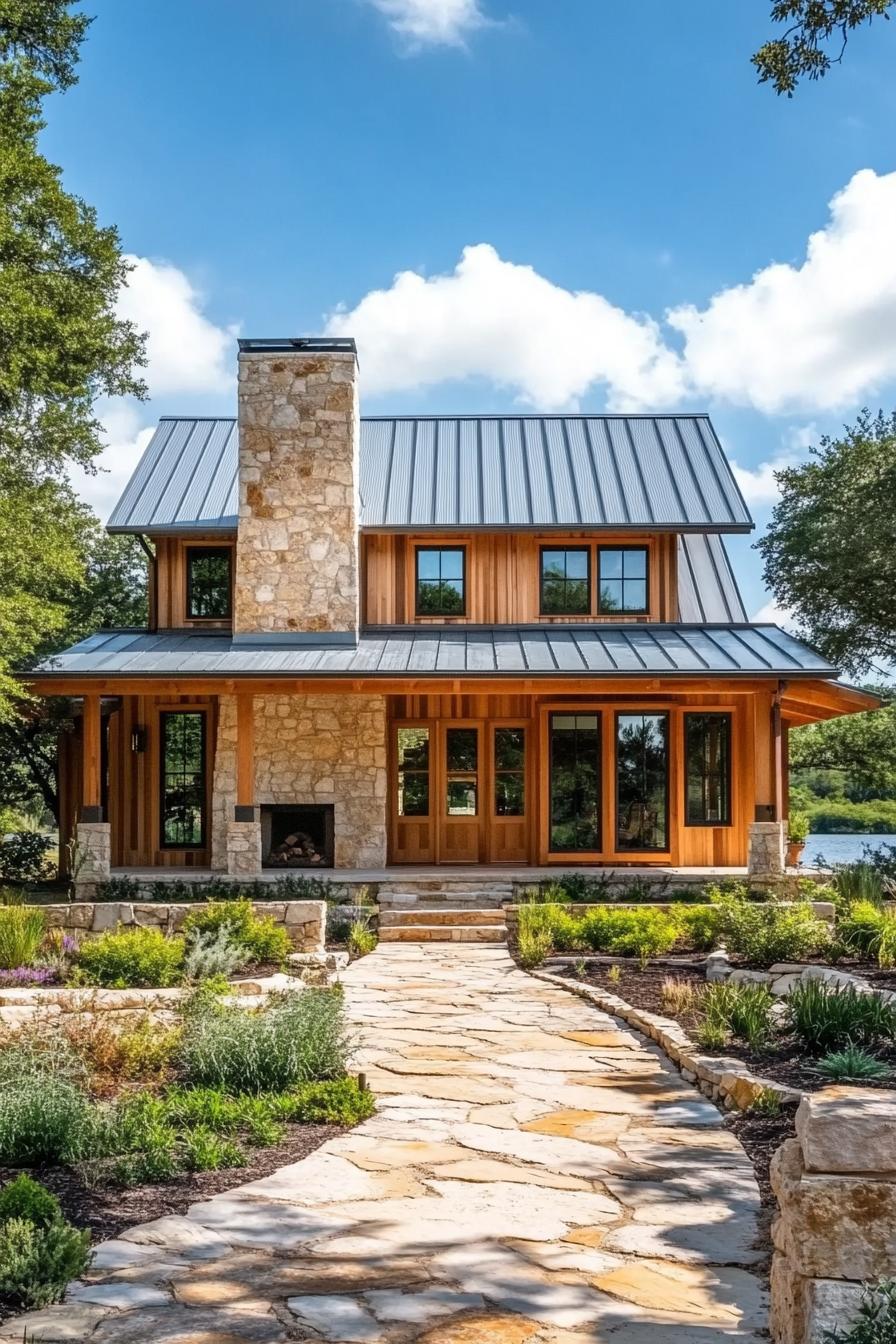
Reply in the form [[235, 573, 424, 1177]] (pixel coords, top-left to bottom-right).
[[416, 547, 466, 616], [598, 547, 648, 614], [187, 547, 232, 620], [540, 548, 590, 616]]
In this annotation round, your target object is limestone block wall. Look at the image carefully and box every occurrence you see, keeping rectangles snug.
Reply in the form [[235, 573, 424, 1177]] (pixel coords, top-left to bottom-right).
[[212, 693, 387, 870], [30, 900, 326, 952], [770, 1088, 896, 1343], [236, 347, 359, 636]]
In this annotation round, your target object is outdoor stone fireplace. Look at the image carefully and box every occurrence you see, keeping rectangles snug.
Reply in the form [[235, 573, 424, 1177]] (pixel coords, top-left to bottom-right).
[[260, 804, 335, 868]]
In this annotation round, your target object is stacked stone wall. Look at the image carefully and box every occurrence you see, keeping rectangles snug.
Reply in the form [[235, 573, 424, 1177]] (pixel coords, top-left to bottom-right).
[[212, 693, 387, 871]]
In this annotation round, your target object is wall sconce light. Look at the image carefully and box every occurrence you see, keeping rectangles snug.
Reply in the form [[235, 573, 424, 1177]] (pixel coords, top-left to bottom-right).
[[131, 725, 147, 754]]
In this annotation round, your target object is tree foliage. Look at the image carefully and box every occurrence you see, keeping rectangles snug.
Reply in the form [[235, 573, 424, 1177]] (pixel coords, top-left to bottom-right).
[[753, 0, 893, 95], [790, 688, 896, 795], [757, 411, 896, 675]]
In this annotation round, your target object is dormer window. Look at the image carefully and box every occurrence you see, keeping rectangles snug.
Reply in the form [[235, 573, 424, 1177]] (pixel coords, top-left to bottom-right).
[[416, 547, 466, 616], [187, 547, 232, 620], [598, 547, 648, 614]]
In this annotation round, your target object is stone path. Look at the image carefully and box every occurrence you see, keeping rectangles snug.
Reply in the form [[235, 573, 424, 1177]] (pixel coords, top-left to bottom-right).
[[4, 946, 767, 1342]]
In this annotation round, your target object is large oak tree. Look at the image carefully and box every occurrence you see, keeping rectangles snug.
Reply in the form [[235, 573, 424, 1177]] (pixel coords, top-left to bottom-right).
[[753, 1, 893, 94]]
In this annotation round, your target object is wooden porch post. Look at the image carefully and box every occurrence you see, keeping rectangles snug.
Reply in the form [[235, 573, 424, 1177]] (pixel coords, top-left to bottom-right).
[[235, 693, 255, 817], [80, 693, 103, 821], [773, 689, 785, 823]]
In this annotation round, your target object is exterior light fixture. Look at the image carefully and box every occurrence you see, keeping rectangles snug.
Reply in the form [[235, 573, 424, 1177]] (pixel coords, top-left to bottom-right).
[[131, 725, 147, 754]]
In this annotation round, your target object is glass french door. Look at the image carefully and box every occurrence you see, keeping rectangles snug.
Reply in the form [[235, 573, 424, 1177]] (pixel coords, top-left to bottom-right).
[[548, 713, 601, 852], [439, 724, 482, 862]]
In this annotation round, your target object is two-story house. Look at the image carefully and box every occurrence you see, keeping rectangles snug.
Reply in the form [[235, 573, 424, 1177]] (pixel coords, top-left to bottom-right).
[[30, 338, 876, 888]]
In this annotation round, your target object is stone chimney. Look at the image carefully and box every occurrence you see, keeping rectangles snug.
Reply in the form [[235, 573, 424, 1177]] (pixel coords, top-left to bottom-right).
[[235, 338, 359, 642]]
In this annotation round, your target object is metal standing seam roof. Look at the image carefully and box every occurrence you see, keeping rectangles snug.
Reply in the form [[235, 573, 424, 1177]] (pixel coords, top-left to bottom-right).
[[34, 624, 835, 680], [677, 533, 747, 623], [106, 415, 753, 534]]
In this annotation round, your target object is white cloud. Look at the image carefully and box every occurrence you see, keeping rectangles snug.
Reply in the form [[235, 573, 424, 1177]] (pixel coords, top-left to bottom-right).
[[752, 598, 795, 629], [366, 0, 490, 47], [326, 169, 896, 415], [731, 455, 795, 507], [326, 242, 686, 409], [74, 256, 236, 519]]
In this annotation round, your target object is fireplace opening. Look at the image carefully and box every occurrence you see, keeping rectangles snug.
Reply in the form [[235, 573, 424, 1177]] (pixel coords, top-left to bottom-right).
[[260, 804, 334, 868]]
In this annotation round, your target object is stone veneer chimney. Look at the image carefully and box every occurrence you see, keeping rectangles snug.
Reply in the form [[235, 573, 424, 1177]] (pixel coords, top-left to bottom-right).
[[235, 338, 359, 641]]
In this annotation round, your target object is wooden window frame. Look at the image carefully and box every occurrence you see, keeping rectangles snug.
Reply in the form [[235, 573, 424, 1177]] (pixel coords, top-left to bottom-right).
[[414, 545, 467, 618], [614, 709, 670, 853], [547, 710, 603, 854], [158, 709, 208, 850], [683, 711, 733, 828], [539, 546, 592, 618], [597, 545, 650, 616], [186, 545, 233, 622]]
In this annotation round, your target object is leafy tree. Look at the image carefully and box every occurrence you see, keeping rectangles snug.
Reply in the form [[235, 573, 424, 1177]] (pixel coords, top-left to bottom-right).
[[753, 1, 894, 95], [757, 411, 896, 675], [790, 687, 896, 795], [0, 0, 146, 718]]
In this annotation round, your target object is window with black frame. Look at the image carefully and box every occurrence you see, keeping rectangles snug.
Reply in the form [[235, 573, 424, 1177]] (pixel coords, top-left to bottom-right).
[[416, 548, 465, 616], [598, 547, 648, 614], [187, 547, 232, 619], [685, 713, 731, 825], [397, 727, 430, 817], [549, 713, 600, 851], [616, 712, 668, 850], [160, 711, 206, 847], [540, 548, 590, 615], [494, 727, 525, 816]]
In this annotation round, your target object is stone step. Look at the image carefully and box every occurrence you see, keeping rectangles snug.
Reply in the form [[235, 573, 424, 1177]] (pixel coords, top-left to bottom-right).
[[378, 892, 509, 910], [379, 908, 506, 927], [379, 924, 507, 944], [379, 882, 514, 896]]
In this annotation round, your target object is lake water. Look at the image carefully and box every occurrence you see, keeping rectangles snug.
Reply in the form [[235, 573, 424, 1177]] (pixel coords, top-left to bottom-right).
[[803, 833, 896, 867]]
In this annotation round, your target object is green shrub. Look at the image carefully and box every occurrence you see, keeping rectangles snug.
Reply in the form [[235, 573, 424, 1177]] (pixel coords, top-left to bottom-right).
[[0, 1176, 60, 1230], [270, 1078, 376, 1125], [749, 1087, 782, 1117], [694, 1019, 728, 1050], [183, 926, 249, 983], [673, 904, 724, 951], [183, 900, 290, 965], [0, 906, 44, 970], [719, 900, 830, 968], [181, 1126, 245, 1172], [788, 811, 810, 844], [834, 863, 886, 909], [0, 1216, 91, 1310], [180, 989, 350, 1094], [786, 980, 896, 1054], [816, 1046, 894, 1082], [0, 1075, 94, 1165], [702, 982, 775, 1049], [100, 1092, 178, 1183], [76, 926, 185, 988], [517, 923, 553, 968], [579, 907, 678, 964], [347, 918, 377, 959], [0, 833, 52, 884], [823, 1278, 896, 1343], [836, 899, 886, 958]]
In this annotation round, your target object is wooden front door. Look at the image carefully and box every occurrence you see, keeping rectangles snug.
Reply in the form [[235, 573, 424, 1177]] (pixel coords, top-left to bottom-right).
[[390, 717, 532, 865]]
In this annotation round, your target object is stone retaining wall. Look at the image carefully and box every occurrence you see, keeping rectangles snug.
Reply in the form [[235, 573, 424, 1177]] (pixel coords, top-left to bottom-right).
[[770, 1088, 896, 1343], [32, 900, 326, 953]]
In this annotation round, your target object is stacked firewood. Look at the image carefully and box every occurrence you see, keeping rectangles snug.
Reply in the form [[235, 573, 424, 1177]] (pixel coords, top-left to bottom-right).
[[266, 832, 324, 866]]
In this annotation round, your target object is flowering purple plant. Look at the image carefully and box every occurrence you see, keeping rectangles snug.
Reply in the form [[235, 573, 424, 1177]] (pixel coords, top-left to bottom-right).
[[0, 966, 59, 987], [61, 934, 78, 955]]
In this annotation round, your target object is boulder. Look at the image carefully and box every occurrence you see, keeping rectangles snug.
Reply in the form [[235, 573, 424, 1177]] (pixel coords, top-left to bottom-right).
[[796, 1087, 896, 1174]]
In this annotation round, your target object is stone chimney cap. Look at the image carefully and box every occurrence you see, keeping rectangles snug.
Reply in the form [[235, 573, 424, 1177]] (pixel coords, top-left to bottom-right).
[[237, 337, 357, 356]]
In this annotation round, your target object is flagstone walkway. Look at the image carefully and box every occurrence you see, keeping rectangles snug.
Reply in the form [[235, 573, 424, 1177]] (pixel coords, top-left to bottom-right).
[[4, 946, 767, 1343]]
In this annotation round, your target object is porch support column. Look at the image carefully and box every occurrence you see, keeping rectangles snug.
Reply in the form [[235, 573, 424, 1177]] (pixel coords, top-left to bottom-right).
[[74, 693, 110, 897], [227, 694, 261, 877], [748, 685, 786, 885]]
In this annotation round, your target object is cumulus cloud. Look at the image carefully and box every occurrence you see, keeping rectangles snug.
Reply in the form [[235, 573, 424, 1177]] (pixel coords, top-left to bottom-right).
[[326, 242, 686, 409], [366, 0, 490, 47], [326, 169, 896, 415], [752, 598, 795, 628], [75, 256, 237, 519]]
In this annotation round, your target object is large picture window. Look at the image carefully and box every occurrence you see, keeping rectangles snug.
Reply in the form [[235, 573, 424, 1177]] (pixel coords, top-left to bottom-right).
[[160, 711, 206, 848], [416, 548, 465, 616], [549, 713, 601, 851], [598, 547, 648, 614], [685, 713, 731, 825], [187, 547, 232, 619], [616, 712, 668, 850], [540, 548, 590, 615], [396, 727, 430, 817]]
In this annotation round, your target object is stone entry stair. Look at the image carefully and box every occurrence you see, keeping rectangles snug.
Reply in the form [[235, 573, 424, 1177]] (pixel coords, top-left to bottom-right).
[[377, 881, 512, 942]]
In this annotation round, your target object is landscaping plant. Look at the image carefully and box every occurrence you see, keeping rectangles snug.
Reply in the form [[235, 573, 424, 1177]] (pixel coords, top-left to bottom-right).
[[0, 833, 53, 884], [823, 1278, 896, 1344], [182, 900, 290, 965], [816, 1046, 894, 1082], [660, 977, 699, 1017], [718, 899, 830, 968], [75, 926, 186, 988], [701, 982, 775, 1050], [0, 1176, 90, 1311], [0, 906, 44, 970], [786, 980, 896, 1054], [183, 926, 250, 983], [0, 1040, 94, 1165], [346, 916, 377, 960]]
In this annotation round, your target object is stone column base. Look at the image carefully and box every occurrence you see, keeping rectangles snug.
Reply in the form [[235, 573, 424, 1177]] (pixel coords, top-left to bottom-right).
[[73, 821, 111, 899], [226, 820, 262, 877], [748, 820, 786, 882]]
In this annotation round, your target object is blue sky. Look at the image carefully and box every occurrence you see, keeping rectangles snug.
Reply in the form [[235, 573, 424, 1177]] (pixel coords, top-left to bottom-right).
[[47, 0, 896, 619]]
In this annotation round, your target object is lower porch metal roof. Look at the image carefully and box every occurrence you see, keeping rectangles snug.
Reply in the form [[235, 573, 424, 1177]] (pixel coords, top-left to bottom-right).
[[33, 624, 835, 679]]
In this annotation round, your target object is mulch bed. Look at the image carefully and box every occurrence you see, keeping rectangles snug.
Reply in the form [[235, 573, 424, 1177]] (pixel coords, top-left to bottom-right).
[[0, 1123, 343, 1246]]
